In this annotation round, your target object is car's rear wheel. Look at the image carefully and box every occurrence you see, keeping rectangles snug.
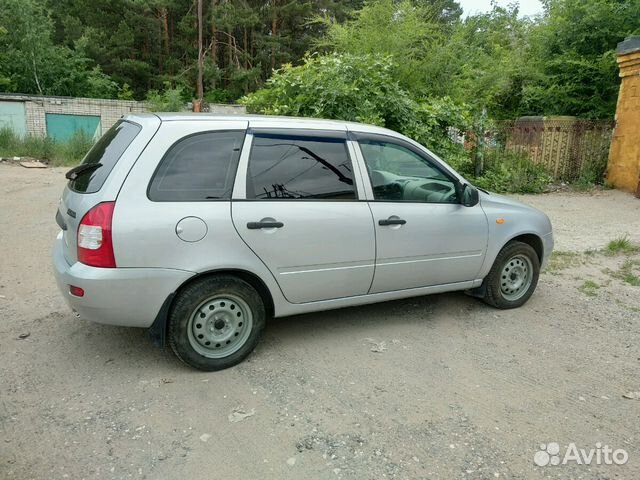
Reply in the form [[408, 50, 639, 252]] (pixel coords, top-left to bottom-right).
[[168, 275, 265, 371], [482, 241, 540, 309]]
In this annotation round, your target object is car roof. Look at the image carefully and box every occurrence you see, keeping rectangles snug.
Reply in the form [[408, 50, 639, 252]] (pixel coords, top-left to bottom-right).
[[123, 112, 398, 136]]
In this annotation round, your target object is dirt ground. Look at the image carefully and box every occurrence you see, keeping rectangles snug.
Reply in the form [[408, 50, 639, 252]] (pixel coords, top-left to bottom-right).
[[1, 163, 639, 480]]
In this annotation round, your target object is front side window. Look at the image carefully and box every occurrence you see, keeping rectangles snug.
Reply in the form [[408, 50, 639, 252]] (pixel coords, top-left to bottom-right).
[[246, 134, 356, 200], [359, 138, 458, 203], [148, 131, 245, 201]]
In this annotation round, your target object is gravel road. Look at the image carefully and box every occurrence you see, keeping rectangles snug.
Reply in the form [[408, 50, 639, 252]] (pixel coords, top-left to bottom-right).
[[1, 163, 639, 479]]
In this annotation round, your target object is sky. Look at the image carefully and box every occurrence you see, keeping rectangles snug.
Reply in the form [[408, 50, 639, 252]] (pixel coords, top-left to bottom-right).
[[458, 0, 545, 18]]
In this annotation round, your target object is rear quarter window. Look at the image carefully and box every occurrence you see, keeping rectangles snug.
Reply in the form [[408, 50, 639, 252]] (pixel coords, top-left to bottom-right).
[[148, 130, 245, 201], [68, 120, 141, 194]]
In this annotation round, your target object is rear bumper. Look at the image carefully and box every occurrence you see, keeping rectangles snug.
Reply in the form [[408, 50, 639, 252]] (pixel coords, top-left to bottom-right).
[[52, 232, 194, 327]]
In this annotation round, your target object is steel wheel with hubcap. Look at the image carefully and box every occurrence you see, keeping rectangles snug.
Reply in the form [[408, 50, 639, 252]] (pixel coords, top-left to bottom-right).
[[499, 254, 533, 301], [187, 294, 253, 358], [481, 240, 540, 309], [168, 275, 266, 371]]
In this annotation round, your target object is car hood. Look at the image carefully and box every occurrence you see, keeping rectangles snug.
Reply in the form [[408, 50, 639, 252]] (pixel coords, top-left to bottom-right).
[[478, 190, 530, 209]]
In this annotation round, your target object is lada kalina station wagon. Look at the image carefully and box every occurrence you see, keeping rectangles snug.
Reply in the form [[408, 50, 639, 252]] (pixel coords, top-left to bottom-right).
[[53, 114, 554, 371]]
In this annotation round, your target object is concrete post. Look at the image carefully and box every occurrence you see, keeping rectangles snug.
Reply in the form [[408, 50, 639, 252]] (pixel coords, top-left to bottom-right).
[[606, 36, 640, 197]]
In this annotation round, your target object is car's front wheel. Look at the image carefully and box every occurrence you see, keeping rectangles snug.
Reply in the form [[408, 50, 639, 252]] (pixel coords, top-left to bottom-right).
[[482, 241, 540, 309], [168, 275, 266, 371]]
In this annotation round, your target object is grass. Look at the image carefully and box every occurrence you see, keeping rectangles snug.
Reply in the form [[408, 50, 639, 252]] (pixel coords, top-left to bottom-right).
[[605, 259, 640, 287], [545, 250, 582, 273], [618, 260, 640, 286], [605, 235, 639, 255], [0, 127, 92, 166], [578, 279, 600, 296]]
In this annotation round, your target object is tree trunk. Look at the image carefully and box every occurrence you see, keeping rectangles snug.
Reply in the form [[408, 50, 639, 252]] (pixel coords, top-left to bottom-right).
[[196, 0, 204, 105], [243, 27, 248, 70], [211, 0, 217, 89], [271, 1, 278, 72], [161, 7, 170, 56]]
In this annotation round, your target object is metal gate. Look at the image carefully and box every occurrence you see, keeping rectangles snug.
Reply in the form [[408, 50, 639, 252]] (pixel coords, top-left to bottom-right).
[[0, 101, 27, 137], [45, 113, 101, 142]]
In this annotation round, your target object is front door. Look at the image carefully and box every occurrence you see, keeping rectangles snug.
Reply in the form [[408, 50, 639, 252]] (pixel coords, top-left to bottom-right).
[[232, 131, 375, 304], [356, 134, 489, 293]]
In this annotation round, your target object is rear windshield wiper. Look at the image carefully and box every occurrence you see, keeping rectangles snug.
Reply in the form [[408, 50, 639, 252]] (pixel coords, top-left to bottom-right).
[[65, 163, 102, 181]]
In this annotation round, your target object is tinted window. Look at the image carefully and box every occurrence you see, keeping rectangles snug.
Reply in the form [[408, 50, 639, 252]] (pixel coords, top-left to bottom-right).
[[359, 138, 458, 203], [68, 120, 141, 194], [247, 134, 356, 200], [148, 131, 245, 201]]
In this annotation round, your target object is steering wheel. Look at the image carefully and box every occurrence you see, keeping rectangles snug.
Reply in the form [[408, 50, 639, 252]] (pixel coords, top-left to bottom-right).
[[402, 179, 457, 203]]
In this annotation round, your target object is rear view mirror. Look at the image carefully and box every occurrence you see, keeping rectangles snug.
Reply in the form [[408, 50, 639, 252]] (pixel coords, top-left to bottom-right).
[[460, 183, 480, 207]]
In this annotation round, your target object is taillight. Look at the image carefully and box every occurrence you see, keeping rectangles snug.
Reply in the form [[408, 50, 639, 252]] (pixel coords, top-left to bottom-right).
[[77, 202, 116, 268]]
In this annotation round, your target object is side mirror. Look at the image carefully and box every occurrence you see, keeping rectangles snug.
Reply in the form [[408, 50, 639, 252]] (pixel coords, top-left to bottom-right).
[[460, 183, 479, 207]]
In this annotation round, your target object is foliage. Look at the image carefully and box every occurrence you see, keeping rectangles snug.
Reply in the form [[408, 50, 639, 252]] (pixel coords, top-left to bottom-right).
[[578, 279, 600, 296], [521, 0, 640, 119], [605, 235, 639, 255], [145, 87, 186, 112], [0, 127, 92, 166], [318, 0, 446, 94], [241, 53, 468, 155], [0, 0, 634, 122], [614, 259, 640, 286], [470, 150, 553, 194], [0, 0, 119, 97]]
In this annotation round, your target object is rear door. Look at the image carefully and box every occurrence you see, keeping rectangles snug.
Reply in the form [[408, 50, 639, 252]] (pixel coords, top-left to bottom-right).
[[56, 117, 159, 264], [231, 128, 375, 304]]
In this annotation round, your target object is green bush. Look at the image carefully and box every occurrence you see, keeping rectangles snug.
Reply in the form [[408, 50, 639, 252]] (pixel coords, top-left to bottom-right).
[[241, 53, 469, 157], [145, 86, 186, 112], [471, 149, 552, 194], [239, 53, 554, 195]]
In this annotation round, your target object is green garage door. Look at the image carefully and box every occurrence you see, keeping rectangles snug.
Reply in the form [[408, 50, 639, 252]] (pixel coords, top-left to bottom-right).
[[45, 113, 101, 142], [0, 101, 27, 137]]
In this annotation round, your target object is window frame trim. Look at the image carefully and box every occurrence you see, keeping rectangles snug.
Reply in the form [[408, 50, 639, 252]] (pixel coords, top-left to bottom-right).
[[146, 129, 247, 203], [350, 132, 462, 205], [236, 129, 364, 202]]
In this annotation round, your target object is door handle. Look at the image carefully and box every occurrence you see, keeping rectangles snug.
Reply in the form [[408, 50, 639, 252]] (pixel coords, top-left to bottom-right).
[[247, 221, 284, 229], [378, 218, 407, 226]]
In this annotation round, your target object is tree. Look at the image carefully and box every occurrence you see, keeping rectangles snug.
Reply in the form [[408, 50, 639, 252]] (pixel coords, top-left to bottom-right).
[[0, 0, 118, 97], [241, 53, 468, 156], [521, 0, 640, 118]]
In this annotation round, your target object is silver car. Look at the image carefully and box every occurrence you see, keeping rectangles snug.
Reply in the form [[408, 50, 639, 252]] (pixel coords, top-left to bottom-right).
[[53, 114, 553, 370]]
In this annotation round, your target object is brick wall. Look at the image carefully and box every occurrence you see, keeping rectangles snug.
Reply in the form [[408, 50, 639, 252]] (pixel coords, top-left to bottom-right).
[[1, 93, 147, 137], [0, 93, 247, 138]]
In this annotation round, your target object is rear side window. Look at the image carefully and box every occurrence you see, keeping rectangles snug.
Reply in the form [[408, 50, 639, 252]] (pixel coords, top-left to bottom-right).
[[69, 120, 141, 194], [148, 131, 245, 201], [246, 134, 356, 200]]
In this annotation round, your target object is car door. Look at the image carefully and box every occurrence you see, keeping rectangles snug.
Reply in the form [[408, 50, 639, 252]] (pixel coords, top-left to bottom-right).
[[231, 128, 375, 304], [354, 132, 489, 294]]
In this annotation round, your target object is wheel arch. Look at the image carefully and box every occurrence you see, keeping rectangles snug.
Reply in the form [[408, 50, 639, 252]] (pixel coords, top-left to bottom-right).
[[148, 268, 275, 348], [508, 233, 544, 263]]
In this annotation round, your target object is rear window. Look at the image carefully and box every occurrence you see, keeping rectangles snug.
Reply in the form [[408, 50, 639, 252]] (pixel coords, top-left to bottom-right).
[[68, 120, 141, 194], [148, 131, 245, 201]]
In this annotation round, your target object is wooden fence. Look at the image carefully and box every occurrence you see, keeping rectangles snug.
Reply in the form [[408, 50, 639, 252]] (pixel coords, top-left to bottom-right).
[[482, 117, 614, 181]]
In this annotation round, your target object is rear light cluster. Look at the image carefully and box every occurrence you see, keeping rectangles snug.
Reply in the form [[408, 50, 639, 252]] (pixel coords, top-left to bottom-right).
[[77, 202, 116, 268]]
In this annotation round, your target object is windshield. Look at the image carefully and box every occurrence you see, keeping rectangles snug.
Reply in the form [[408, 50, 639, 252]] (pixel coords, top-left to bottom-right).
[[68, 120, 141, 194]]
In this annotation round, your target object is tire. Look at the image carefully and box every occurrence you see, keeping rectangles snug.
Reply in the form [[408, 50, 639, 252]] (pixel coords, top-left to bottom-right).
[[168, 275, 266, 371], [482, 241, 540, 309]]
